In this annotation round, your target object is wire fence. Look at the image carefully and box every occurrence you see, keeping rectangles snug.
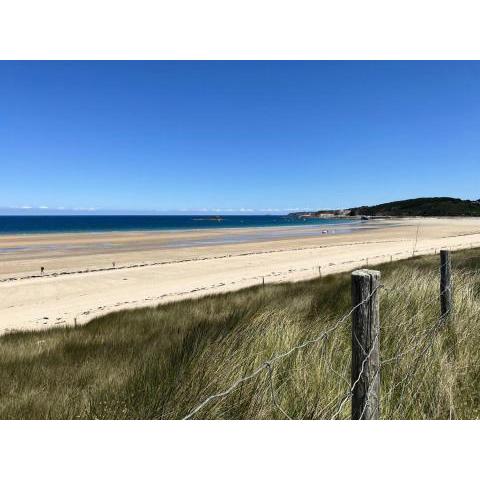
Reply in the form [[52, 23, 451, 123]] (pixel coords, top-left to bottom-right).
[[182, 249, 472, 420]]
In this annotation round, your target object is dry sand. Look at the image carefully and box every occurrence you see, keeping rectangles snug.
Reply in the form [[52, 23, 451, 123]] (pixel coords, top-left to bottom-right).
[[1, 217, 480, 335]]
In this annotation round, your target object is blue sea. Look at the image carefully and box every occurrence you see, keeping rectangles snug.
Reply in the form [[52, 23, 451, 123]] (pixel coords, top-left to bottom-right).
[[0, 215, 357, 235]]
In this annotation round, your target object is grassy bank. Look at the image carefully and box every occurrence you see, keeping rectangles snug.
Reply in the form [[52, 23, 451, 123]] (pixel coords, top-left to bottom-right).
[[1, 249, 479, 419]]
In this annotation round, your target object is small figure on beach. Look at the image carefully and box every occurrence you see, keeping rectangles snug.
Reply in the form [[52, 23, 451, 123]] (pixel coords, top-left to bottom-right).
[[112, 262, 116, 268], [40, 266, 45, 275]]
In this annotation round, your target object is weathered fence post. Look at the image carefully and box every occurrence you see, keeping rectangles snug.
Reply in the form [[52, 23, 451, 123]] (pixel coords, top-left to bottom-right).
[[351, 269, 381, 420], [440, 250, 452, 320]]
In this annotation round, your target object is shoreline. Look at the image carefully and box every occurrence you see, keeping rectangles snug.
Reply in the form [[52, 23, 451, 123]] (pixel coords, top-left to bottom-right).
[[1, 217, 480, 335], [0, 220, 361, 240], [0, 215, 359, 238], [0, 220, 376, 252]]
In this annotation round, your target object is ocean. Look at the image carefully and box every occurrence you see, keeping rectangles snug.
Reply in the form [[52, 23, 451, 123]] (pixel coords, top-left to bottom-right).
[[0, 215, 357, 235]]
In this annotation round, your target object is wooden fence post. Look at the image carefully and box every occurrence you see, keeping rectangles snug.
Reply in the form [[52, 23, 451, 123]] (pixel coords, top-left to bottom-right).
[[440, 250, 452, 320], [351, 269, 381, 420]]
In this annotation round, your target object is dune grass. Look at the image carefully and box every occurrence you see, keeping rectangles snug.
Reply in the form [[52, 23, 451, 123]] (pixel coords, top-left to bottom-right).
[[1, 249, 479, 419]]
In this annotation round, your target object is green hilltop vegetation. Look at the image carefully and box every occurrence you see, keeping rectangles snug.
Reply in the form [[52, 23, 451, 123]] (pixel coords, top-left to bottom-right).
[[349, 197, 480, 217], [0, 248, 479, 419], [291, 197, 480, 218]]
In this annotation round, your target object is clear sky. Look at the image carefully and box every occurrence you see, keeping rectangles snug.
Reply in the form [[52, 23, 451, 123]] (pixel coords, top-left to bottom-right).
[[1, 61, 479, 214]]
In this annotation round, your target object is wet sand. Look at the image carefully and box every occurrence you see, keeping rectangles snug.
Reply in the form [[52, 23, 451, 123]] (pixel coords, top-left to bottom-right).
[[1, 217, 480, 334]]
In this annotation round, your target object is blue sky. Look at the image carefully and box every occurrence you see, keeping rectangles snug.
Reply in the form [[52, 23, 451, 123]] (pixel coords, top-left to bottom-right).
[[1, 61, 479, 214]]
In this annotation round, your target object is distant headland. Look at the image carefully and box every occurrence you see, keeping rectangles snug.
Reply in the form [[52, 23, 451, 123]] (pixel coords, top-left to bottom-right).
[[289, 197, 480, 219]]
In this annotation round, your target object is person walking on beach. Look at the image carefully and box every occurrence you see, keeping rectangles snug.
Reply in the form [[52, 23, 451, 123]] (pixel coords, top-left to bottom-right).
[[40, 266, 44, 275]]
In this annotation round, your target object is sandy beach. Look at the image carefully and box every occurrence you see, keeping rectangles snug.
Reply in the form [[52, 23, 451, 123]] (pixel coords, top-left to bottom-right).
[[1, 217, 480, 335]]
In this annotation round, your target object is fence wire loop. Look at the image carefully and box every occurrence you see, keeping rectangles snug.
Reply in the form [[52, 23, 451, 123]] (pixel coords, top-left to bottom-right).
[[265, 362, 292, 420]]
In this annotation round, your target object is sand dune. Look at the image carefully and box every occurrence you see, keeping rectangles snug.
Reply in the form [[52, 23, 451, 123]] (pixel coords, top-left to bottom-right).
[[1, 217, 480, 335]]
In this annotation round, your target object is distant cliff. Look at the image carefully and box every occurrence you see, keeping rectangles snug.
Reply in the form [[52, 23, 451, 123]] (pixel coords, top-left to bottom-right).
[[290, 197, 480, 218]]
